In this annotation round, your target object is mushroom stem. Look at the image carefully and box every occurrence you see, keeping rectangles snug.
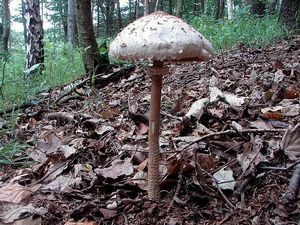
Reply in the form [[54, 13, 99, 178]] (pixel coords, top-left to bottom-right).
[[148, 60, 164, 201]]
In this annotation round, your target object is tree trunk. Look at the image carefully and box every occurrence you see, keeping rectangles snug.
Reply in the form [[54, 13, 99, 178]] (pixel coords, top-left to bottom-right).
[[269, 0, 279, 14], [116, 0, 123, 31], [76, 0, 110, 76], [250, 0, 265, 16], [128, 0, 132, 21], [67, 0, 77, 45], [226, 0, 233, 19], [176, 0, 183, 18], [215, 0, 225, 20], [2, 0, 10, 53], [144, 0, 149, 15], [278, 0, 300, 33], [25, 0, 44, 72], [135, 0, 140, 19], [168, 0, 173, 14], [96, 0, 101, 37]]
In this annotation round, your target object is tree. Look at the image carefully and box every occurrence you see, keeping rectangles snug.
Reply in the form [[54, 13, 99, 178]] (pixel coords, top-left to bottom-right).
[[25, 0, 44, 72], [278, 0, 300, 33], [215, 0, 225, 20], [116, 0, 123, 31], [176, 0, 183, 18], [144, 0, 149, 16], [44, 0, 68, 41], [76, 0, 110, 76], [226, 0, 233, 19], [67, 0, 77, 45], [248, 0, 265, 16], [2, 0, 10, 53]]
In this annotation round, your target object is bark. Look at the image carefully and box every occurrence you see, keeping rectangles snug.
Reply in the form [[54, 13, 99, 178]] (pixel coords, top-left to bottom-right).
[[25, 0, 44, 72], [176, 0, 183, 18], [2, 0, 10, 53], [144, 0, 149, 15], [269, 0, 279, 14], [278, 0, 300, 33], [67, 0, 77, 45], [168, 0, 173, 14], [116, 0, 123, 31], [226, 0, 233, 19], [250, 0, 265, 16], [76, 0, 110, 75], [129, 0, 133, 21], [96, 0, 101, 37], [135, 0, 140, 19], [215, 0, 225, 20], [106, 0, 115, 36]]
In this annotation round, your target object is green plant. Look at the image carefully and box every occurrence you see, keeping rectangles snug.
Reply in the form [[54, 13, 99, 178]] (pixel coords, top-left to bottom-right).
[[189, 11, 287, 51], [0, 140, 31, 166], [0, 36, 84, 111]]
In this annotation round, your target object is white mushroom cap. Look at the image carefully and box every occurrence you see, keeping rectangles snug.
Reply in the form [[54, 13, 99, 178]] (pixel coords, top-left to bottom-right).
[[109, 11, 213, 62]]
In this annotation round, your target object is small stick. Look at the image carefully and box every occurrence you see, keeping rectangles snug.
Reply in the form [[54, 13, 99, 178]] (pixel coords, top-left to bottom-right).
[[180, 128, 286, 151]]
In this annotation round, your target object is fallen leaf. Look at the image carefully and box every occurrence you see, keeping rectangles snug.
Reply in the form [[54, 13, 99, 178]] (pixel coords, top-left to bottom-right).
[[132, 171, 147, 190], [0, 183, 36, 204], [261, 111, 284, 120], [13, 216, 42, 225], [135, 123, 149, 135], [60, 145, 76, 158], [0, 203, 47, 224], [213, 167, 236, 190], [41, 175, 80, 192], [65, 222, 97, 225], [95, 125, 114, 135], [281, 123, 300, 160], [99, 208, 117, 219], [185, 98, 209, 119], [95, 158, 134, 179]]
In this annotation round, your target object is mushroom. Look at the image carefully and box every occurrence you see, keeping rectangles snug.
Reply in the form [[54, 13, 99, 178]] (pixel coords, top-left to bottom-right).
[[109, 11, 213, 201]]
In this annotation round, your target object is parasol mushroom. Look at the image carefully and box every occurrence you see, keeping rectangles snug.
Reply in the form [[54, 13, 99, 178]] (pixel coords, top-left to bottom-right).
[[109, 11, 213, 201]]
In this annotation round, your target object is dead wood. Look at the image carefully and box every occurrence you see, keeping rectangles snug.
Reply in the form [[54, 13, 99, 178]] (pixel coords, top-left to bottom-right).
[[0, 102, 36, 116]]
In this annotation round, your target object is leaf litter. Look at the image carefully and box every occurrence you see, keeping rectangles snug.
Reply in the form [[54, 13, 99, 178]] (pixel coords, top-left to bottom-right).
[[0, 36, 300, 224]]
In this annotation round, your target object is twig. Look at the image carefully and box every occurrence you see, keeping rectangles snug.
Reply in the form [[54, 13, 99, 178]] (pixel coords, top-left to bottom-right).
[[167, 175, 183, 212], [206, 171, 236, 209], [0, 102, 36, 116], [281, 163, 300, 204], [180, 128, 286, 151]]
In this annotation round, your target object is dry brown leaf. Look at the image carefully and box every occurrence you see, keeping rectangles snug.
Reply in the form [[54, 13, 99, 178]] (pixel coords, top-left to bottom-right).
[[283, 89, 299, 99], [261, 111, 284, 120], [0, 203, 47, 224], [65, 221, 97, 225], [0, 183, 37, 204], [99, 208, 117, 220], [13, 216, 42, 225], [281, 123, 300, 161], [95, 158, 134, 179], [135, 123, 149, 135]]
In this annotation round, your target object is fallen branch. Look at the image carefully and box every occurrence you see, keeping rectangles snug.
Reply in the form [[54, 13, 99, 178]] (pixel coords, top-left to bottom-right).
[[180, 128, 286, 151], [43, 112, 77, 124], [0, 102, 36, 116]]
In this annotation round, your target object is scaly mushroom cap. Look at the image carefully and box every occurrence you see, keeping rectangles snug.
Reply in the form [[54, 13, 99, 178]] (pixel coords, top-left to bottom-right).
[[109, 11, 213, 62]]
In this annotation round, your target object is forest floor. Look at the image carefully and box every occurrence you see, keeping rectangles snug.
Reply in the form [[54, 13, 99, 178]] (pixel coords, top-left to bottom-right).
[[0, 36, 300, 225]]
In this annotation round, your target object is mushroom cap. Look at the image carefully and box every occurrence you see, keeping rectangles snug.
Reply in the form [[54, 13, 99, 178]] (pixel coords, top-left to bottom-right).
[[109, 11, 214, 62]]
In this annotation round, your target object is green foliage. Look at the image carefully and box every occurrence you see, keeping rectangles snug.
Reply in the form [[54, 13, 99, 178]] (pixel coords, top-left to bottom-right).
[[0, 33, 84, 111], [190, 11, 287, 51], [0, 140, 31, 166]]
